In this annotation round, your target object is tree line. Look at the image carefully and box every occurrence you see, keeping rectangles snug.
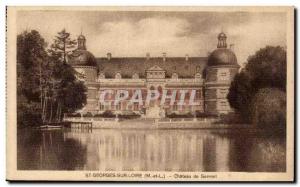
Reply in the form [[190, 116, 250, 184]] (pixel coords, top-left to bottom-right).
[[227, 46, 286, 131], [17, 29, 87, 127]]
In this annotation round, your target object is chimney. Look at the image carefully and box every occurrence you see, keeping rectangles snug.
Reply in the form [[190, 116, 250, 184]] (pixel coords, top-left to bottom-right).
[[185, 54, 189, 61], [162, 52, 166, 61], [229, 44, 235, 51], [107, 53, 112, 60], [146, 52, 150, 60]]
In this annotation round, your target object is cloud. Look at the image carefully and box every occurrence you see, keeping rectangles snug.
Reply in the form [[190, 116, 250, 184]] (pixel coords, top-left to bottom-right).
[[17, 11, 287, 66], [226, 13, 286, 65], [90, 17, 203, 57]]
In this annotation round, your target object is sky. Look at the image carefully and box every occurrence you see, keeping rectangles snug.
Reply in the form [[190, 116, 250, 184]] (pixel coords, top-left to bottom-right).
[[17, 10, 287, 66]]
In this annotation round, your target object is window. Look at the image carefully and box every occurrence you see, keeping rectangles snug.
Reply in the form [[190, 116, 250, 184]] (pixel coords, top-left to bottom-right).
[[220, 101, 227, 106], [116, 103, 121, 110], [134, 103, 139, 111], [218, 89, 228, 98], [98, 73, 105, 79], [217, 69, 230, 81], [115, 72, 122, 79], [173, 103, 177, 111], [195, 72, 202, 79], [172, 73, 178, 79], [132, 73, 139, 79], [196, 90, 202, 99], [99, 103, 104, 111], [218, 101, 229, 110]]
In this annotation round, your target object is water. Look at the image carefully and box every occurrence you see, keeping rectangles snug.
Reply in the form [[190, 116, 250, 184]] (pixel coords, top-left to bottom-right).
[[17, 128, 286, 172]]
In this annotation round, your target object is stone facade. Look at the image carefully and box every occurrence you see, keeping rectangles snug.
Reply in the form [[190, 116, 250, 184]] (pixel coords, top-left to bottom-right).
[[69, 32, 240, 117]]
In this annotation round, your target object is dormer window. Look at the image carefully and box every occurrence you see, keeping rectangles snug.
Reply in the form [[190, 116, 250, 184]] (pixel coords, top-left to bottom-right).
[[132, 73, 139, 79], [172, 73, 178, 79], [195, 72, 202, 79], [115, 72, 122, 79], [98, 73, 105, 79]]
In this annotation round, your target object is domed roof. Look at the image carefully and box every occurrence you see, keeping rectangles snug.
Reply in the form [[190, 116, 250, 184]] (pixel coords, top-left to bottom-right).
[[68, 49, 97, 67], [218, 32, 227, 39], [208, 48, 238, 66]]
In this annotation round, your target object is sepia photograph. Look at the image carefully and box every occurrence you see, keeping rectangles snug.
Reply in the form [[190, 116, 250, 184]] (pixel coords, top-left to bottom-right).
[[6, 6, 294, 181]]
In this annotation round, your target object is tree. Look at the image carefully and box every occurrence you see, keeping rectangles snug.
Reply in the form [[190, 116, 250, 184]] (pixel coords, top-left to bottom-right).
[[48, 29, 77, 63], [47, 29, 87, 122], [17, 29, 87, 126], [227, 46, 286, 123], [17, 30, 49, 126]]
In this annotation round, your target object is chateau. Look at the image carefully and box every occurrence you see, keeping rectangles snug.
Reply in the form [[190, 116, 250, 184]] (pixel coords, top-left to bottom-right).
[[68, 32, 240, 118]]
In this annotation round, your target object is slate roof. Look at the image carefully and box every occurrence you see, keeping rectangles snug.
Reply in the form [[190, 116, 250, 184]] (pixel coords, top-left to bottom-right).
[[96, 57, 208, 78], [68, 49, 98, 67], [208, 48, 238, 67]]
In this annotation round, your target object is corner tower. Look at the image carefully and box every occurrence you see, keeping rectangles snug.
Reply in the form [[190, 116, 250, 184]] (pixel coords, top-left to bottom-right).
[[68, 34, 98, 114], [204, 32, 240, 115]]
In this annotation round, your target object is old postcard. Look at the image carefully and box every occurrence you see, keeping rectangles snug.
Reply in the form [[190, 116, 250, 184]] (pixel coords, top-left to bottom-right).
[[6, 6, 294, 181]]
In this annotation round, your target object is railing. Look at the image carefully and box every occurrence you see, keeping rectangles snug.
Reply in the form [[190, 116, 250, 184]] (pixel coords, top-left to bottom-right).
[[64, 117, 119, 122], [157, 118, 216, 123]]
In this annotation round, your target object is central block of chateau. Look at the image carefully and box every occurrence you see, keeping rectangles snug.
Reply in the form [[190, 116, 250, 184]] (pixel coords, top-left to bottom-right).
[[68, 32, 240, 117]]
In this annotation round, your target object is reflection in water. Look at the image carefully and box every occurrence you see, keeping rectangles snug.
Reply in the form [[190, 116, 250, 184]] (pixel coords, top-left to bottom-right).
[[17, 128, 286, 172]]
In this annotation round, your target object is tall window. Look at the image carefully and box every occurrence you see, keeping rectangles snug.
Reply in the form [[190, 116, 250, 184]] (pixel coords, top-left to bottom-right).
[[217, 69, 230, 81], [99, 103, 104, 111], [173, 103, 177, 111], [196, 90, 201, 99], [218, 89, 228, 98], [116, 102, 121, 111], [134, 103, 139, 111]]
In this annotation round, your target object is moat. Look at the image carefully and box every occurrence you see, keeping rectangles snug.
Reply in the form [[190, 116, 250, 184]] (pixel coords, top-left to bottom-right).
[[17, 128, 286, 172]]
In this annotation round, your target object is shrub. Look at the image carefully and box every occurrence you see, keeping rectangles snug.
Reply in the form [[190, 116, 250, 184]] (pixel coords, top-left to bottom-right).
[[227, 46, 286, 123], [167, 112, 193, 118], [195, 111, 218, 118], [83, 112, 93, 117], [214, 112, 243, 124], [251, 88, 286, 130], [119, 113, 141, 119], [66, 113, 81, 117], [93, 111, 116, 118]]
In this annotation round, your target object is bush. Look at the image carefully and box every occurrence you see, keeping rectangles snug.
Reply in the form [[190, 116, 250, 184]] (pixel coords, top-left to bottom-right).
[[96, 110, 116, 118], [251, 88, 286, 130], [195, 111, 218, 118], [17, 102, 42, 127], [119, 113, 141, 119], [167, 112, 193, 118], [83, 112, 93, 117], [214, 112, 243, 124], [227, 46, 286, 123], [66, 113, 81, 117]]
